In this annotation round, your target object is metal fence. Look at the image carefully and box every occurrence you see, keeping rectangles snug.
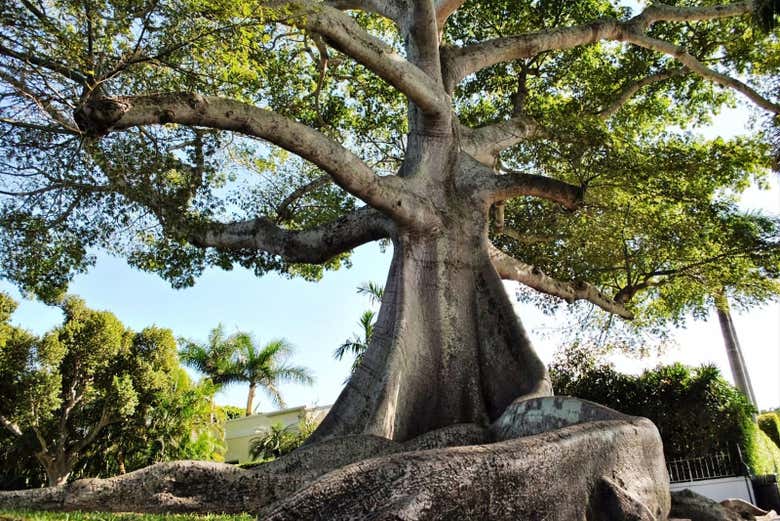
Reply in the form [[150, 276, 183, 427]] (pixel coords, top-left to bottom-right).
[[667, 450, 745, 483]]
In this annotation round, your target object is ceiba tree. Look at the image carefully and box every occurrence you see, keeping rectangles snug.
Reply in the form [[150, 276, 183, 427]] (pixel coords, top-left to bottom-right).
[[0, 0, 778, 446]]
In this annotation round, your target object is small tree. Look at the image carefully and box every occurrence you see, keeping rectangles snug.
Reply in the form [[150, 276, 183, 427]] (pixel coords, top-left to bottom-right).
[[249, 416, 320, 461], [0, 295, 204, 486]]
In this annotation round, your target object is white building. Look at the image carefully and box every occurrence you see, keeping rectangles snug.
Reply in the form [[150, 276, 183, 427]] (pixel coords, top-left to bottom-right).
[[224, 404, 330, 464]]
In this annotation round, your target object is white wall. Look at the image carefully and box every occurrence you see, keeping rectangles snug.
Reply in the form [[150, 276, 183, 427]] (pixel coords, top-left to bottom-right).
[[224, 405, 330, 464], [671, 476, 755, 504]]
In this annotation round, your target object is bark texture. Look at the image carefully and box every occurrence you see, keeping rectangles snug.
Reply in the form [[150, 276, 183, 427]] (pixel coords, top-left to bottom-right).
[[309, 229, 552, 444], [0, 397, 671, 520]]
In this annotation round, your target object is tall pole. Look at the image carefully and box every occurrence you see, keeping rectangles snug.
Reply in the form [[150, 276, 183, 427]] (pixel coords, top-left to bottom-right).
[[715, 290, 758, 407]]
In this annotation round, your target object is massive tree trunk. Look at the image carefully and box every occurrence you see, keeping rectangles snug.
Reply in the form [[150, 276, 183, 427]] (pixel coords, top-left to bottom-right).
[[310, 156, 551, 443]]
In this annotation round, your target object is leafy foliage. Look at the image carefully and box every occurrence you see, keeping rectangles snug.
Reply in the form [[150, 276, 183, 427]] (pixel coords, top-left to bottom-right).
[[0, 0, 775, 322], [759, 412, 780, 449], [549, 344, 777, 473], [0, 293, 223, 488], [248, 415, 319, 461]]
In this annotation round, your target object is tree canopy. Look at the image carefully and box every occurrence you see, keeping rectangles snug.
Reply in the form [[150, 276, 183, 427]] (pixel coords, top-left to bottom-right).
[[0, 294, 223, 487], [1, 0, 779, 443]]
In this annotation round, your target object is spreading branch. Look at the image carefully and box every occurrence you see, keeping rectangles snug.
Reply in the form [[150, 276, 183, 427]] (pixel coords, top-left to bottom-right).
[[444, 2, 779, 114], [435, 0, 467, 27], [488, 244, 634, 319], [624, 32, 780, 114], [460, 115, 546, 165], [479, 169, 584, 210], [74, 93, 440, 228], [325, 0, 402, 22], [273, 2, 449, 116], [189, 206, 394, 264]]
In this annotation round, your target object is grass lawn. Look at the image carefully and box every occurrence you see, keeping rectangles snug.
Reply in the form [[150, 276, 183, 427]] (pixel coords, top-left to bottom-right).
[[0, 511, 254, 521]]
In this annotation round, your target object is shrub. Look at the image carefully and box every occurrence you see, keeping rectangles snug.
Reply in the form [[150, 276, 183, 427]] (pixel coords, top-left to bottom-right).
[[758, 413, 780, 448], [550, 350, 770, 474], [248, 416, 318, 461]]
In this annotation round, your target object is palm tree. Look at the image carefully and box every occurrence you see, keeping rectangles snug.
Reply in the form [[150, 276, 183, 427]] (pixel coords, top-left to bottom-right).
[[334, 310, 376, 373], [334, 281, 384, 376], [180, 327, 314, 416]]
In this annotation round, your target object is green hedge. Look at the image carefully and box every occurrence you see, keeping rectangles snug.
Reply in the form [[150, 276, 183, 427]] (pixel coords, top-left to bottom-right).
[[758, 413, 780, 449], [746, 416, 780, 475], [550, 359, 774, 474]]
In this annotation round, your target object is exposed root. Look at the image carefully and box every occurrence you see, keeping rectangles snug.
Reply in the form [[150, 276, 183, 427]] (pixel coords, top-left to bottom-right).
[[0, 398, 671, 520]]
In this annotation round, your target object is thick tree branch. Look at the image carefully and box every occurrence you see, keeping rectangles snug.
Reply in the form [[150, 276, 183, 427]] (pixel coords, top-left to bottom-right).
[[629, 2, 753, 30], [435, 0, 466, 27], [402, 1, 443, 83], [272, 2, 449, 116], [460, 115, 546, 165], [324, 0, 402, 22], [488, 244, 634, 319], [479, 170, 584, 210], [74, 93, 440, 228], [189, 206, 394, 264], [443, 20, 624, 88]]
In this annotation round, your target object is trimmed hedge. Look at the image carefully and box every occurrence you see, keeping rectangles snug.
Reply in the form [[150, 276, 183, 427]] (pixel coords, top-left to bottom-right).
[[759, 413, 780, 449], [550, 358, 779, 475]]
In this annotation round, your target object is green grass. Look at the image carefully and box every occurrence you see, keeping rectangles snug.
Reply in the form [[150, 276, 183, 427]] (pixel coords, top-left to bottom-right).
[[0, 511, 254, 521]]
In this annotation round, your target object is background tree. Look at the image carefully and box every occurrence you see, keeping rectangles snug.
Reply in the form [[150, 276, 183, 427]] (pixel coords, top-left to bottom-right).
[[0, 294, 223, 486], [79, 340, 226, 477], [181, 327, 313, 416], [0, 296, 136, 485], [0, 0, 778, 447]]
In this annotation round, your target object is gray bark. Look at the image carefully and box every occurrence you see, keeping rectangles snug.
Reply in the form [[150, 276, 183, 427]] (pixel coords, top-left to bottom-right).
[[308, 224, 551, 443]]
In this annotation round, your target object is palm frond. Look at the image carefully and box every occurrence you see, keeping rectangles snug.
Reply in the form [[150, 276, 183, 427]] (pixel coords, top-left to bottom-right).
[[260, 382, 286, 410], [272, 365, 315, 386], [356, 281, 384, 305]]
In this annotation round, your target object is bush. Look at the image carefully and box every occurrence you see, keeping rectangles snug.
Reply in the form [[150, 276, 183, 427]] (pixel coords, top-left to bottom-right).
[[758, 413, 780, 448], [550, 348, 769, 474], [745, 419, 780, 475], [248, 416, 318, 461]]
